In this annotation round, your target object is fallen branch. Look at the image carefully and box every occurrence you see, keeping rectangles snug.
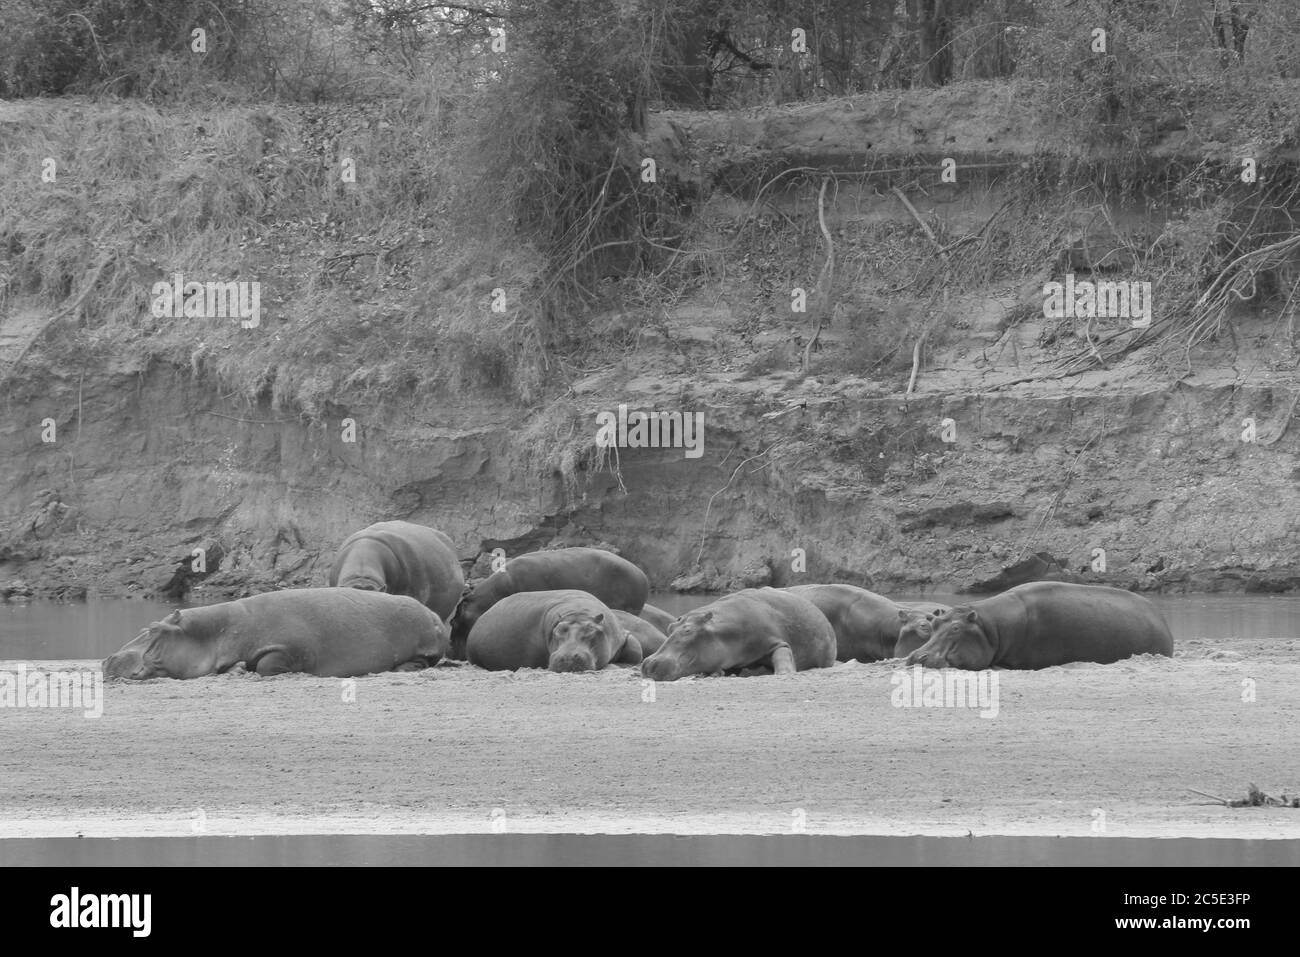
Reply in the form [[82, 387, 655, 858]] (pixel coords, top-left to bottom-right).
[[1260, 389, 1300, 447], [936, 198, 1013, 256], [891, 185, 946, 256], [696, 442, 782, 568], [1013, 433, 1099, 561], [1188, 784, 1300, 808], [760, 401, 806, 420], [906, 335, 924, 396], [892, 184, 951, 395], [802, 177, 835, 371]]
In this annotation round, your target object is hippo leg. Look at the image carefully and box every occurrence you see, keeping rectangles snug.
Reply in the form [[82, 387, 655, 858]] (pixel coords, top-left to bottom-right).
[[248, 645, 295, 676], [771, 645, 796, 675], [612, 636, 643, 666]]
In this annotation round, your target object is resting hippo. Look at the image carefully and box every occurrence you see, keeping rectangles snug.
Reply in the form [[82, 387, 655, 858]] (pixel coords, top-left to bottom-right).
[[905, 582, 1174, 670], [450, 547, 649, 658], [613, 609, 668, 657], [466, 589, 642, 672], [103, 589, 448, 679], [642, 588, 836, 681], [785, 584, 947, 662], [329, 521, 465, 620], [893, 602, 954, 659], [966, 550, 1081, 593], [637, 603, 676, 634]]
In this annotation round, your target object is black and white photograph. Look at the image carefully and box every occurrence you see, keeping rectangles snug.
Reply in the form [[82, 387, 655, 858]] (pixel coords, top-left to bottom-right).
[[0, 0, 1295, 904]]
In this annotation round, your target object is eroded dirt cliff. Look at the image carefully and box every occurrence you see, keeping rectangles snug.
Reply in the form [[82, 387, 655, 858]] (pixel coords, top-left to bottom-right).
[[3, 88, 1300, 600]]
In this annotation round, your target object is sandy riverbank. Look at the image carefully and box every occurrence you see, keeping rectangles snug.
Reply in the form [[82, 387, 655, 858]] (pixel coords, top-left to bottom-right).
[[1, 637, 1297, 840]]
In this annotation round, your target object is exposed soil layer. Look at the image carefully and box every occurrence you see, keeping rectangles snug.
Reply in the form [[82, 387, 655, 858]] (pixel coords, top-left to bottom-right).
[[5, 92, 1300, 601]]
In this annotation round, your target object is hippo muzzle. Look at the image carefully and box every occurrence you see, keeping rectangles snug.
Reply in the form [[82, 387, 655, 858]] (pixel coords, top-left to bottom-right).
[[641, 652, 687, 682], [103, 649, 151, 680], [549, 649, 598, 673], [905, 649, 938, 667]]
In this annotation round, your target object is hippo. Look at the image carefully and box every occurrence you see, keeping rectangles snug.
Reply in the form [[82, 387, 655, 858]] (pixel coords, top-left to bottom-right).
[[466, 589, 642, 672], [642, 588, 836, 681], [965, 551, 1081, 593], [905, 581, 1174, 670], [785, 584, 948, 662], [329, 521, 465, 621], [613, 609, 668, 657], [893, 603, 954, 659], [637, 603, 677, 634], [103, 589, 448, 679], [450, 547, 649, 658]]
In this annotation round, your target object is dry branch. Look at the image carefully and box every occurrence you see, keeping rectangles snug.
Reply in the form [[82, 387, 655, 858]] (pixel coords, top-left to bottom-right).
[[801, 178, 835, 371]]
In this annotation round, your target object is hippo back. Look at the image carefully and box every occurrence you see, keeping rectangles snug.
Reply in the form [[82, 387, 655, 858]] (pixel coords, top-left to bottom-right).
[[466, 588, 622, 671], [914, 582, 1173, 670], [329, 521, 464, 620], [613, 609, 667, 657], [499, 548, 649, 612], [746, 588, 837, 669], [452, 547, 649, 655], [991, 582, 1173, 666], [785, 583, 906, 662], [104, 588, 447, 679], [637, 603, 676, 633], [217, 589, 448, 676]]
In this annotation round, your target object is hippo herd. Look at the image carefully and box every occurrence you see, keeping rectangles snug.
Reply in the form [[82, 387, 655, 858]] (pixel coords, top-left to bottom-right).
[[103, 520, 1175, 681]]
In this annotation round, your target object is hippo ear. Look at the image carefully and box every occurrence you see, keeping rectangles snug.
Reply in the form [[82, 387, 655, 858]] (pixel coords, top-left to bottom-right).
[[165, 610, 182, 625], [932, 608, 944, 617], [897, 609, 910, 621], [593, 613, 604, 623], [700, 611, 713, 622], [964, 610, 977, 623]]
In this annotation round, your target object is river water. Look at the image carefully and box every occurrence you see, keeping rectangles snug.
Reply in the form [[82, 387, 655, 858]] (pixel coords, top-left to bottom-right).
[[2, 833, 1296, 867]]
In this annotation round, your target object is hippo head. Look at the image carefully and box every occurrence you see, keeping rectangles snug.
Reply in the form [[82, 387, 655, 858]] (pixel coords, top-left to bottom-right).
[[905, 608, 996, 670], [641, 610, 725, 682], [102, 627, 154, 679], [447, 585, 482, 658], [894, 608, 943, 659], [103, 610, 214, 680], [547, 612, 611, 673]]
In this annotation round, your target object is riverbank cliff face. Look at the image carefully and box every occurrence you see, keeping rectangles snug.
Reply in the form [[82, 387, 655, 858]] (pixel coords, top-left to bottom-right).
[[3, 87, 1300, 601]]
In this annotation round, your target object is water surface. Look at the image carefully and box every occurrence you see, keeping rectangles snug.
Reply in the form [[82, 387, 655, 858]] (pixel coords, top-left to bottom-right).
[[2, 834, 1296, 867]]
